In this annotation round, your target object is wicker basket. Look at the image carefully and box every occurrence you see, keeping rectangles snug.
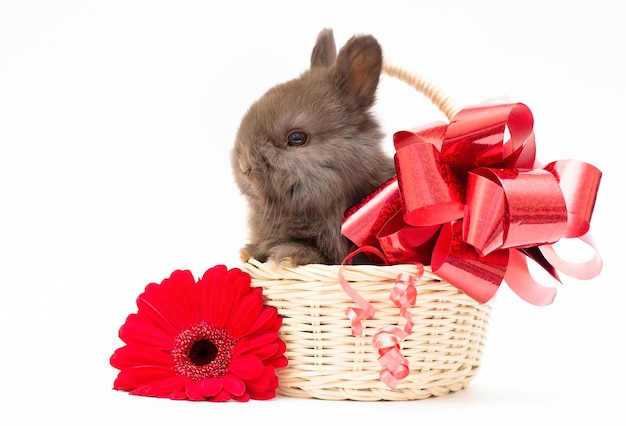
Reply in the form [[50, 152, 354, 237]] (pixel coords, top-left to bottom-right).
[[243, 257, 491, 401]]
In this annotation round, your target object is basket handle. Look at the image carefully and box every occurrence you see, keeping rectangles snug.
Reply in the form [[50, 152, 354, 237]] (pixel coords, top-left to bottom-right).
[[382, 62, 459, 122]]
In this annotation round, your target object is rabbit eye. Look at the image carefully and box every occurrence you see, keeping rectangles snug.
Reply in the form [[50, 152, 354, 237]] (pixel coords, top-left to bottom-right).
[[287, 130, 308, 147]]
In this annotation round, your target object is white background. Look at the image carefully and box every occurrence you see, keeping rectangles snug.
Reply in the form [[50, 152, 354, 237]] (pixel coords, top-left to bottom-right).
[[1, 1, 624, 424]]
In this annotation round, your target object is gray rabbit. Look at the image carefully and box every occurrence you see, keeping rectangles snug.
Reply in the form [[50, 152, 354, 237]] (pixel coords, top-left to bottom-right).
[[232, 28, 395, 265]]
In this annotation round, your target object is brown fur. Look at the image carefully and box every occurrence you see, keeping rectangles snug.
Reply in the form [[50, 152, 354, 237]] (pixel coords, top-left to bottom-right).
[[231, 29, 395, 265]]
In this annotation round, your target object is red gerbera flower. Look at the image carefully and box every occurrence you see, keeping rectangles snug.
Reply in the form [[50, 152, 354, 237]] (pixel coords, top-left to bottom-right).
[[110, 265, 288, 402]]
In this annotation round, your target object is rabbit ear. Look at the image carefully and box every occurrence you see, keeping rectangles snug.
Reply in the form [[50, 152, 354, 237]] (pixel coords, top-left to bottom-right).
[[332, 35, 382, 109], [310, 28, 337, 68]]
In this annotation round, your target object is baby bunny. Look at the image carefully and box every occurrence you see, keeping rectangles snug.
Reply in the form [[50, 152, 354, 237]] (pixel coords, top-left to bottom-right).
[[232, 28, 395, 265]]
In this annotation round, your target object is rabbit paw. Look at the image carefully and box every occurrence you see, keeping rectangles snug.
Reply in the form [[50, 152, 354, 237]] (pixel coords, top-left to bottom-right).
[[268, 243, 327, 266]]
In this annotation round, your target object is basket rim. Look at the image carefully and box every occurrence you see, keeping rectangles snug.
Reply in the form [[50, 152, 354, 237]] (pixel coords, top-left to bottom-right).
[[242, 256, 442, 281]]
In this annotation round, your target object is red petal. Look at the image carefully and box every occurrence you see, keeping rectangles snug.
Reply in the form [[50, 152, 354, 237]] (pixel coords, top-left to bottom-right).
[[207, 278, 237, 328], [160, 270, 197, 325], [204, 268, 254, 327], [185, 388, 205, 401], [138, 270, 196, 329], [249, 390, 276, 400], [200, 265, 228, 286], [195, 274, 214, 321], [235, 331, 279, 355], [272, 314, 283, 330], [110, 344, 172, 370], [220, 373, 246, 396], [238, 307, 279, 338], [135, 297, 179, 336], [210, 389, 233, 402], [244, 372, 271, 393], [233, 392, 251, 402], [276, 338, 287, 356], [245, 364, 280, 399], [228, 354, 263, 380], [229, 288, 264, 337], [241, 342, 278, 360], [269, 354, 289, 369], [132, 376, 188, 397], [226, 268, 252, 302], [268, 338, 289, 368], [170, 390, 188, 400], [118, 315, 174, 350], [114, 365, 175, 390], [195, 377, 222, 397], [196, 265, 227, 320]]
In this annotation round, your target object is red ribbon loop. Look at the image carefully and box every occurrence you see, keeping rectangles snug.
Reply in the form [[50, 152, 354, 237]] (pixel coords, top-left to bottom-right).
[[464, 167, 568, 256], [342, 100, 602, 305], [441, 101, 536, 170], [395, 141, 465, 226], [544, 160, 602, 238]]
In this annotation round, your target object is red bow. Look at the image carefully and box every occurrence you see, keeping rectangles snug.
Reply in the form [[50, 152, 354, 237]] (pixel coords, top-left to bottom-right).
[[342, 101, 602, 305]]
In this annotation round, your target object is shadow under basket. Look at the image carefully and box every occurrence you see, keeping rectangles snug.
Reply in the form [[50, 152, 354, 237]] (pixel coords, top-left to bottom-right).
[[242, 257, 492, 401]]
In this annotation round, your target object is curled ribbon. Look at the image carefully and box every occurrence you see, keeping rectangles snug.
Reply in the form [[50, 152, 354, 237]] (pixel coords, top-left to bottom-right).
[[373, 273, 418, 389], [339, 250, 420, 389], [372, 326, 410, 389], [342, 100, 602, 305]]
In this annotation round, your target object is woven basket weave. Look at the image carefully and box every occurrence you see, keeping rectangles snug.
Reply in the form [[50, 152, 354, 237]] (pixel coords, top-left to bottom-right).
[[243, 257, 491, 401]]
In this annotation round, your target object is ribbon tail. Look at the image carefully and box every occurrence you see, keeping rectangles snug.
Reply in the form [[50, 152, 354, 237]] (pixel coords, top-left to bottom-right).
[[504, 249, 558, 306], [339, 269, 375, 336], [539, 231, 603, 280], [518, 246, 560, 281]]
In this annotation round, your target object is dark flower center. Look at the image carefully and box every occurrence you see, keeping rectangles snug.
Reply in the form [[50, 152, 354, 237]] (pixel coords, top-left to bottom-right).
[[189, 339, 217, 366], [172, 322, 236, 380]]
